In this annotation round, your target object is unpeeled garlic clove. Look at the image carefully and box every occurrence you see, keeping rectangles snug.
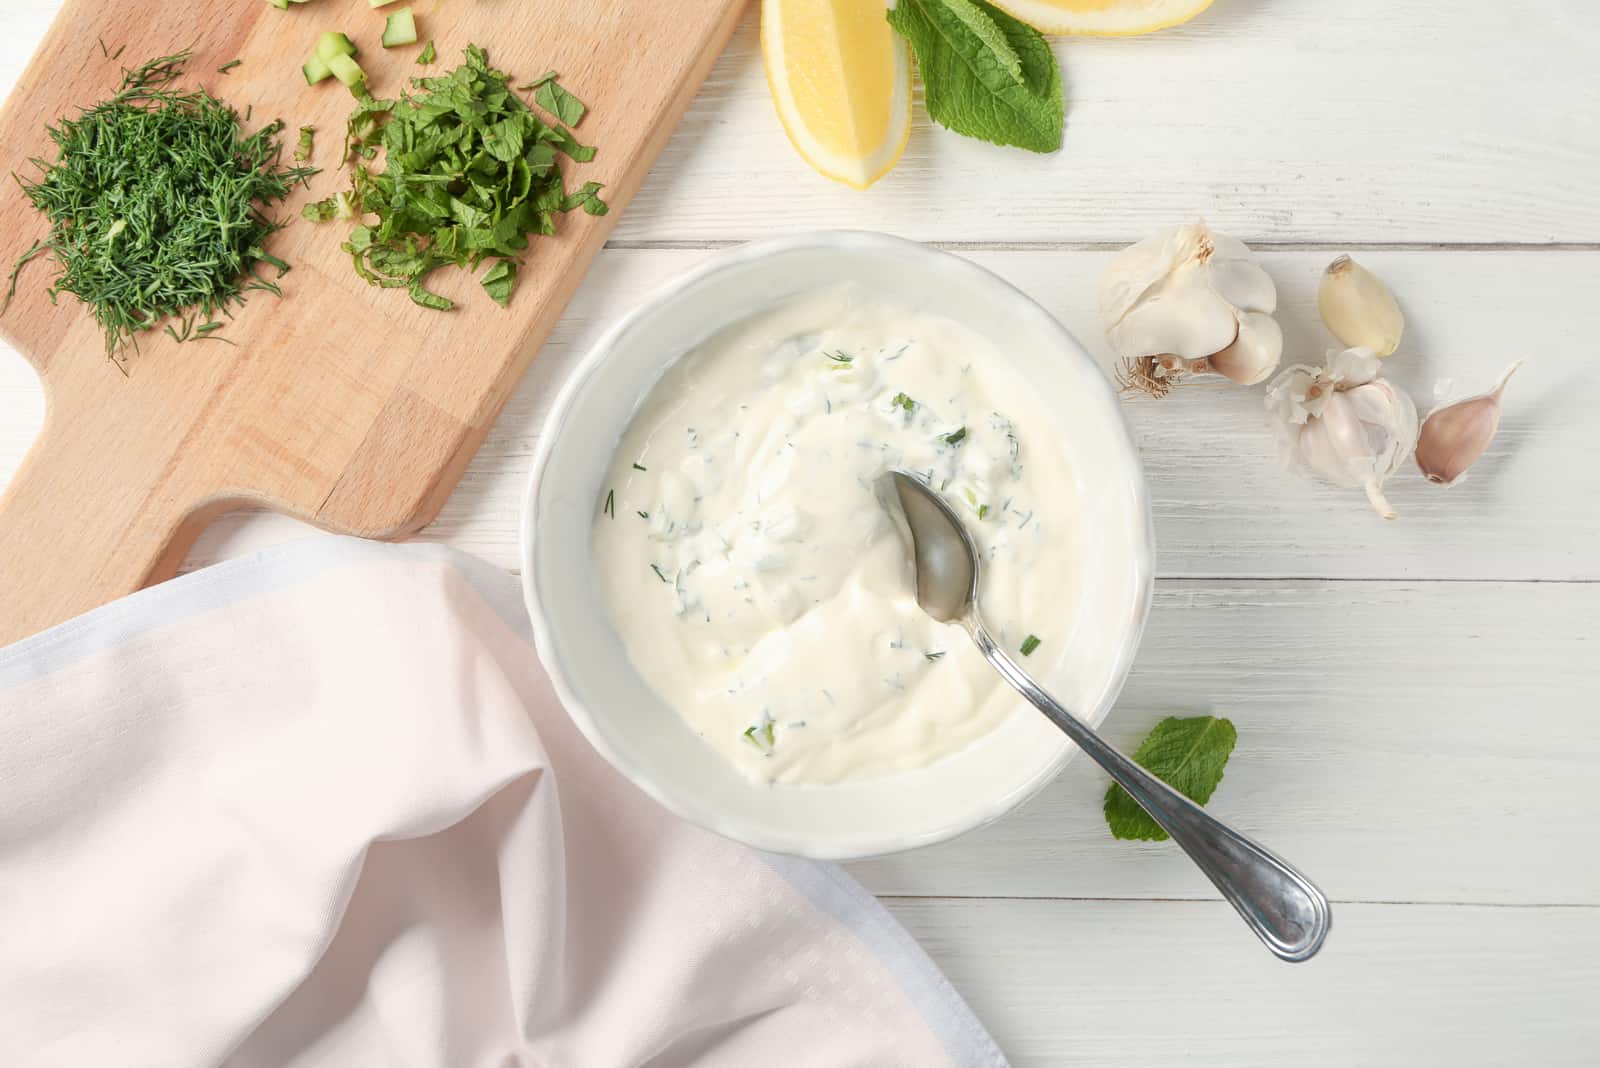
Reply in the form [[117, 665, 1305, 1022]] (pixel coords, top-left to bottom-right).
[[1414, 361, 1522, 487], [1317, 255, 1404, 357], [1265, 347, 1419, 519], [1209, 310, 1284, 386]]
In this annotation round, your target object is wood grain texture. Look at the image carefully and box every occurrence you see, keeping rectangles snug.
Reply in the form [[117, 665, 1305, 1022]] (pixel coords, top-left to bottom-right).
[[850, 580, 1600, 904], [0, 0, 743, 643], [616, 2, 1600, 245], [887, 898, 1600, 1067], [166, 248, 1600, 581]]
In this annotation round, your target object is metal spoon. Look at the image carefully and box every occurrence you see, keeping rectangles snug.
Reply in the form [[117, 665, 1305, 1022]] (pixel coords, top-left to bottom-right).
[[881, 471, 1331, 962]]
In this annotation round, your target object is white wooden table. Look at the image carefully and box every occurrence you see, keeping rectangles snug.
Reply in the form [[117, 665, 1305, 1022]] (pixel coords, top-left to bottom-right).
[[4, 3, 1598, 1063]]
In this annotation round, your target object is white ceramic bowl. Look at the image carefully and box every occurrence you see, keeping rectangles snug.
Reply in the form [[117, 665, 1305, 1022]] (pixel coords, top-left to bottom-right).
[[521, 232, 1153, 860]]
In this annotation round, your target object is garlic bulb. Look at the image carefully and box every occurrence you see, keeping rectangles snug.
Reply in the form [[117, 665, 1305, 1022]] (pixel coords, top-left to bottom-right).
[[1265, 347, 1419, 519], [1317, 255, 1404, 356], [1415, 361, 1521, 487], [1100, 221, 1282, 396]]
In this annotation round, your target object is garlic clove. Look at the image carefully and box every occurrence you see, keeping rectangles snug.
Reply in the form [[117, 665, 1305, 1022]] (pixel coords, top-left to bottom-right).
[[1209, 310, 1283, 385], [1099, 225, 1193, 328], [1317, 255, 1404, 357], [1205, 256, 1278, 315], [1414, 360, 1521, 487], [1105, 273, 1240, 362]]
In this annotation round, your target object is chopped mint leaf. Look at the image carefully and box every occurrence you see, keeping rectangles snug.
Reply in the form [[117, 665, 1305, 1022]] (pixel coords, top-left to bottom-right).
[[1104, 716, 1238, 842], [887, 0, 1064, 153], [535, 77, 587, 127], [892, 392, 916, 412], [417, 40, 436, 65], [1020, 633, 1040, 655], [481, 259, 516, 307]]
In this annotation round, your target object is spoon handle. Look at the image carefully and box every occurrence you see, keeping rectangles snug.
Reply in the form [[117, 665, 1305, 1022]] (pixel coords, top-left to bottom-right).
[[969, 622, 1331, 963]]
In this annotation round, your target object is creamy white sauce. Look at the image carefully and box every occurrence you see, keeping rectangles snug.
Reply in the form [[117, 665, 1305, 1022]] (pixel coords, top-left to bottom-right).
[[592, 288, 1080, 785]]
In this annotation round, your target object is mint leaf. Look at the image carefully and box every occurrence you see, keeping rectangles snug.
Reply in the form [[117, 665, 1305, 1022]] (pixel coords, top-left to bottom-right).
[[887, 0, 1063, 153], [1104, 716, 1237, 842], [481, 259, 516, 306], [535, 78, 587, 128]]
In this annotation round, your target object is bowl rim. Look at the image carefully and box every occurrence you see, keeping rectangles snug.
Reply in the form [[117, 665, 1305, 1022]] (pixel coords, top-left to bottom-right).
[[520, 230, 1155, 859]]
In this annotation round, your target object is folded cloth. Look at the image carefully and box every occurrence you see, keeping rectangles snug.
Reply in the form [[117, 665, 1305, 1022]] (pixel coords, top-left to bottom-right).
[[0, 537, 1005, 1068]]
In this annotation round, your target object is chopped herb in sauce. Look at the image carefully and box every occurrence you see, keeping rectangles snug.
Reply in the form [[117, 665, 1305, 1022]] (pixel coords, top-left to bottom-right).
[[892, 392, 916, 412], [632, 462, 647, 471], [925, 651, 945, 661], [943, 427, 967, 446], [741, 722, 776, 753], [1020, 634, 1041, 656], [650, 563, 669, 583], [603, 488, 615, 518]]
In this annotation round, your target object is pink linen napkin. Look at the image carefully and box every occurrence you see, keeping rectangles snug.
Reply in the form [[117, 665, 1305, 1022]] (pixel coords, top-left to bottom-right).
[[0, 536, 1006, 1067]]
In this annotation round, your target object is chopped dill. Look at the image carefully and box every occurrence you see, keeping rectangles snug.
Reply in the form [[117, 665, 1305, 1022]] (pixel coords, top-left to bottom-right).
[[650, 563, 669, 583], [632, 462, 647, 471], [217, 58, 242, 74], [925, 651, 945, 662], [943, 427, 968, 446], [637, 510, 649, 519], [9, 49, 316, 359], [603, 489, 615, 518]]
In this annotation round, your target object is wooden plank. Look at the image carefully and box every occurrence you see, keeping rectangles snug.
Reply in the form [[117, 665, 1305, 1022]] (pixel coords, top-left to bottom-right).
[[609, 4, 1600, 245], [850, 579, 1600, 905], [10, 2, 1599, 249], [0, 0, 743, 644], [160, 247, 1600, 582], [886, 897, 1600, 1067]]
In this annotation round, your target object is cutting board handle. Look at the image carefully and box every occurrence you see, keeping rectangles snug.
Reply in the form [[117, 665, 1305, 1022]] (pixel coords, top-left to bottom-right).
[[0, 411, 212, 645]]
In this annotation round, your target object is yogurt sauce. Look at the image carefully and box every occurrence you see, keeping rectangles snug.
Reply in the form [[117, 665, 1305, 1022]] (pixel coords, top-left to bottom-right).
[[592, 288, 1080, 785]]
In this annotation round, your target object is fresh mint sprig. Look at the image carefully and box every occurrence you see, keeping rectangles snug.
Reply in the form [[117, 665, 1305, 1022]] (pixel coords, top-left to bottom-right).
[[1104, 716, 1238, 842], [887, 0, 1064, 154]]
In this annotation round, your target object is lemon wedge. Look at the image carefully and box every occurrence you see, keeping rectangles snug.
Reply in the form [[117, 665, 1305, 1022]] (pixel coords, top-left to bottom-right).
[[761, 0, 912, 189], [989, 0, 1214, 36]]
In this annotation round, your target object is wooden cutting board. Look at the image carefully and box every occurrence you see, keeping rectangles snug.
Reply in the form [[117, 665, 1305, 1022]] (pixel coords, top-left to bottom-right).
[[0, 0, 744, 644]]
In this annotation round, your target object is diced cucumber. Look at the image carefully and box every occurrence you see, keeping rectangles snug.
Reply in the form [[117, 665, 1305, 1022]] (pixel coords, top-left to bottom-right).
[[267, 0, 289, 9], [381, 8, 417, 47], [302, 54, 332, 84], [326, 53, 366, 91], [314, 31, 358, 63]]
